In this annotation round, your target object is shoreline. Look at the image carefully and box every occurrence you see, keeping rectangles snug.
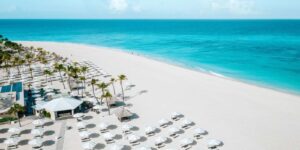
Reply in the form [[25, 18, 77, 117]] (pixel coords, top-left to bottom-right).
[[18, 40, 300, 97]]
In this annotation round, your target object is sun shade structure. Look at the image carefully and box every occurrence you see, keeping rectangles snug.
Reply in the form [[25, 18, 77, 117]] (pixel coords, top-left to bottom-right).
[[32, 119, 45, 126], [128, 134, 140, 143], [109, 144, 124, 150], [73, 113, 84, 118], [169, 127, 180, 136], [208, 139, 223, 149], [8, 127, 21, 135], [79, 131, 91, 139], [145, 126, 156, 135], [82, 141, 96, 150], [155, 136, 167, 145], [180, 138, 193, 147], [103, 132, 115, 141], [31, 128, 44, 137], [106, 96, 119, 106], [194, 128, 207, 139], [114, 107, 133, 121], [138, 147, 152, 150], [77, 122, 87, 130], [121, 124, 133, 132], [29, 138, 43, 148], [158, 118, 170, 127], [171, 112, 182, 120], [35, 97, 83, 120], [4, 137, 20, 146]]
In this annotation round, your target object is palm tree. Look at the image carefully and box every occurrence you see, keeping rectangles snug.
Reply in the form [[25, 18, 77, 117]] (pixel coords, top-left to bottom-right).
[[12, 56, 24, 75], [80, 66, 88, 91], [102, 90, 112, 115], [1, 51, 11, 76], [110, 78, 116, 95], [97, 82, 108, 105], [118, 74, 127, 102], [72, 66, 81, 95], [91, 78, 99, 103], [43, 69, 52, 84], [8, 103, 25, 127], [25, 52, 35, 79], [64, 65, 74, 91], [79, 76, 86, 98], [54, 63, 66, 89]]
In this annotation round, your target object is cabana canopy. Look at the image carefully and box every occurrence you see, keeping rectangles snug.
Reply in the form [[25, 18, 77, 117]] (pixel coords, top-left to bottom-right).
[[41, 97, 82, 112], [114, 107, 133, 121]]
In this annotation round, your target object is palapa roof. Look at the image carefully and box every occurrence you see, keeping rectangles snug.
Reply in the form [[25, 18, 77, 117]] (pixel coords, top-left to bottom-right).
[[114, 107, 133, 118], [107, 97, 119, 106]]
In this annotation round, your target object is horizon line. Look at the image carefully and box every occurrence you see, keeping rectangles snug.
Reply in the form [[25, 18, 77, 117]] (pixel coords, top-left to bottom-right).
[[0, 18, 300, 20]]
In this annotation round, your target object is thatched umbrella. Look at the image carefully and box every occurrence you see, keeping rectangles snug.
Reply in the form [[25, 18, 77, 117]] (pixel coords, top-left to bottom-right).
[[113, 107, 133, 121]]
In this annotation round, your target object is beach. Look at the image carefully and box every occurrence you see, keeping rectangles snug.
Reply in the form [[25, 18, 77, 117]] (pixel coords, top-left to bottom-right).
[[19, 41, 300, 150]]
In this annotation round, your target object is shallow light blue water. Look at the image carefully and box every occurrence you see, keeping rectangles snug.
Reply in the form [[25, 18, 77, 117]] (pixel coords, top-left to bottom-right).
[[1, 20, 300, 93]]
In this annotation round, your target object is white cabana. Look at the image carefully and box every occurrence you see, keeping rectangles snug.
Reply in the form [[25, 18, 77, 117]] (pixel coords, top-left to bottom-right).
[[138, 147, 152, 150], [128, 134, 140, 144], [8, 127, 21, 135], [35, 97, 83, 120], [4, 137, 20, 147], [98, 122, 109, 131], [145, 126, 156, 136], [180, 138, 193, 148], [82, 141, 96, 150], [73, 113, 84, 119], [29, 138, 43, 148], [31, 128, 44, 137], [110, 144, 124, 150], [155, 136, 167, 146], [79, 131, 91, 140], [32, 119, 45, 127], [208, 139, 223, 149], [121, 124, 133, 133]]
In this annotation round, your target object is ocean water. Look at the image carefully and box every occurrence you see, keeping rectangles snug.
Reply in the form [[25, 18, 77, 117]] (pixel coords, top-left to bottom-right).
[[1, 20, 300, 94]]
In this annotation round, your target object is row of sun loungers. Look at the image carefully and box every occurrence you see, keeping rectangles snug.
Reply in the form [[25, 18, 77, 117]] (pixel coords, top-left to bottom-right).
[[3, 118, 51, 149]]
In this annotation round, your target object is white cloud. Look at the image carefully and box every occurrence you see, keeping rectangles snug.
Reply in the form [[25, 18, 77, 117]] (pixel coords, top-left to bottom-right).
[[132, 5, 141, 13], [109, 0, 128, 12], [211, 0, 255, 15]]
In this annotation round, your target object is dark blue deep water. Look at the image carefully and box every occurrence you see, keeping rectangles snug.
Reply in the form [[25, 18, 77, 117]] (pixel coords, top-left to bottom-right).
[[1, 20, 300, 93]]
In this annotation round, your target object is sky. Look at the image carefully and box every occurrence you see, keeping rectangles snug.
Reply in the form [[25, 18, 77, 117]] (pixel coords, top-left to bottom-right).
[[0, 0, 299, 19]]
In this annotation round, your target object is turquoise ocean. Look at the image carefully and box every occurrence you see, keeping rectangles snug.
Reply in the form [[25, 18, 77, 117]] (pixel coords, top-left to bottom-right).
[[0, 20, 300, 94]]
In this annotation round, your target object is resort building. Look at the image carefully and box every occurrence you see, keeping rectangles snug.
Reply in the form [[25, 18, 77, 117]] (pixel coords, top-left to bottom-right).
[[0, 82, 24, 115]]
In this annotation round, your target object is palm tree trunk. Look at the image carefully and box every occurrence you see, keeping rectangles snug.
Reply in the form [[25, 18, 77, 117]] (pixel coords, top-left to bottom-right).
[[77, 80, 80, 95], [106, 98, 110, 115], [81, 81, 84, 98], [50, 75, 53, 85], [5, 62, 9, 78], [59, 71, 66, 89], [29, 65, 33, 79], [83, 80, 86, 92], [112, 83, 116, 95], [92, 85, 100, 105], [17, 66, 21, 75], [16, 113, 21, 127], [67, 76, 72, 92], [100, 89, 104, 105], [120, 81, 125, 102]]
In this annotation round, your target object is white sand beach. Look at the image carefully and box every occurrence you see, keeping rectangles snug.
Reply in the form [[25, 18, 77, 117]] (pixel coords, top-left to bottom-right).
[[18, 41, 300, 150]]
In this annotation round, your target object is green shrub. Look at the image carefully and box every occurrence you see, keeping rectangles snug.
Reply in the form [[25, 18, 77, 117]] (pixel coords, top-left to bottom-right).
[[0, 116, 17, 123], [42, 110, 51, 118]]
